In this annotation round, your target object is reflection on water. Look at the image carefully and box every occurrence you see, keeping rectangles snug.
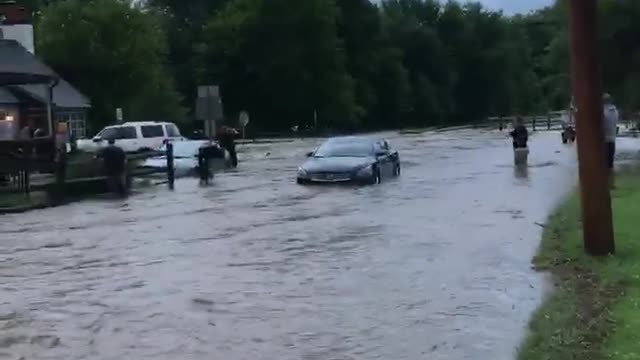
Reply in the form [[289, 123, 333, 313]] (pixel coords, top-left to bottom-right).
[[0, 131, 582, 360], [514, 165, 529, 180]]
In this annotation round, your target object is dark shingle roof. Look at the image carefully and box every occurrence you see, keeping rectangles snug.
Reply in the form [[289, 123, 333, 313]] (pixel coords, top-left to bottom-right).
[[0, 39, 90, 109], [0, 39, 57, 85], [18, 80, 90, 109]]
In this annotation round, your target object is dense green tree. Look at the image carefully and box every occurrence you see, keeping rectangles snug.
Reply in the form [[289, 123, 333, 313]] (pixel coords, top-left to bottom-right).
[[36, 0, 185, 132], [20, 0, 640, 134], [198, 0, 357, 132], [145, 0, 229, 116], [336, 0, 410, 129]]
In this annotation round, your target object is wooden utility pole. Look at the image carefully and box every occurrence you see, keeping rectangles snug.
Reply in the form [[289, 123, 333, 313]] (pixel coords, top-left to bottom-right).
[[567, 0, 615, 255]]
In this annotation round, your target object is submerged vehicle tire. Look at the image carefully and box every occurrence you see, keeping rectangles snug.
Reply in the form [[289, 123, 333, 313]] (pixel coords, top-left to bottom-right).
[[394, 162, 401, 177], [562, 132, 568, 144]]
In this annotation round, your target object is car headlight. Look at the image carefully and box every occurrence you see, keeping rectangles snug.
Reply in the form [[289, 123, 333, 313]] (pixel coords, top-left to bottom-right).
[[297, 167, 308, 177], [357, 164, 373, 176]]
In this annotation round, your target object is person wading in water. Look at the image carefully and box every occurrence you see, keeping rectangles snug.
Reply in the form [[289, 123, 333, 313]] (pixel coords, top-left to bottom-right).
[[602, 93, 619, 188], [216, 125, 239, 168], [97, 139, 127, 195], [510, 117, 529, 149]]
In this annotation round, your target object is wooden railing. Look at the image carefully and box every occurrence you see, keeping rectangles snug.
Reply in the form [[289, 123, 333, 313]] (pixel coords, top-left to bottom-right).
[[485, 113, 567, 131]]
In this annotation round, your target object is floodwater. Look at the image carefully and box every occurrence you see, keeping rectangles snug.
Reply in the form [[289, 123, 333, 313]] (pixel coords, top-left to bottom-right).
[[1, 129, 599, 360]]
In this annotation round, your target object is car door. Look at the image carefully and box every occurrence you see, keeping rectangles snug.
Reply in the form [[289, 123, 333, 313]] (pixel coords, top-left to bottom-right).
[[140, 124, 166, 150], [117, 126, 139, 152]]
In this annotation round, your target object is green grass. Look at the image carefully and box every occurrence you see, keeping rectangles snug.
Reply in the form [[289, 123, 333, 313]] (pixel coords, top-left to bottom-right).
[[0, 191, 49, 209], [518, 173, 640, 360]]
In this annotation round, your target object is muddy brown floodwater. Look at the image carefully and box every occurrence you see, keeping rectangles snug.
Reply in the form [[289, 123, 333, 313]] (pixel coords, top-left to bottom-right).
[[1, 129, 587, 359]]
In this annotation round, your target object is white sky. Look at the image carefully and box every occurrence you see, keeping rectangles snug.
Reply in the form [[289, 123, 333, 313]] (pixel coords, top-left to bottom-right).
[[478, 0, 554, 14], [373, 0, 554, 15]]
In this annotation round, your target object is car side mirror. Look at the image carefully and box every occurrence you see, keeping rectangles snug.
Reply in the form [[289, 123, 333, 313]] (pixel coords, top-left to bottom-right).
[[306, 151, 313, 157]]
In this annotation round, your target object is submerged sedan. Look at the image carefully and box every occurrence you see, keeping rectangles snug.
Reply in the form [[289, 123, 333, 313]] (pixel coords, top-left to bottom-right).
[[297, 136, 400, 185]]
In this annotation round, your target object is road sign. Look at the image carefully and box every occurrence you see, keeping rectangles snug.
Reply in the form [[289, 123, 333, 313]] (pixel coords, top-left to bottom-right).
[[239, 111, 250, 127], [116, 108, 123, 123], [197, 85, 219, 98], [195, 85, 223, 140], [196, 97, 223, 121]]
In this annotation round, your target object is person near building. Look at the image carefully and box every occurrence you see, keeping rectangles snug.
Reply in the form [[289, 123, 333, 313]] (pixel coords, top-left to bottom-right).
[[18, 122, 33, 140], [602, 93, 619, 187]]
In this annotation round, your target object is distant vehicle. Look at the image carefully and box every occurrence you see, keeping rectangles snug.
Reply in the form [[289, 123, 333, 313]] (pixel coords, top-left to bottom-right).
[[76, 121, 184, 153], [297, 136, 400, 185], [142, 140, 229, 178]]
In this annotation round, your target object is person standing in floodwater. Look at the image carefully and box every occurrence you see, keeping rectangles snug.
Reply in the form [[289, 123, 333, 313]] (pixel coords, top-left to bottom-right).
[[510, 117, 529, 149], [602, 93, 619, 187], [97, 139, 127, 195], [216, 125, 239, 168]]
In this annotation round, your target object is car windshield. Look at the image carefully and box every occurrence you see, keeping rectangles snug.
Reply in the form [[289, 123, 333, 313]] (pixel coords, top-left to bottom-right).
[[159, 141, 207, 158], [314, 141, 373, 158]]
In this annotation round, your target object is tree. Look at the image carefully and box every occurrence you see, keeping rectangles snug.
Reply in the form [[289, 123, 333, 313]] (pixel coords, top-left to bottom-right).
[[36, 0, 185, 131], [145, 0, 230, 116], [336, 0, 410, 129], [198, 0, 357, 132]]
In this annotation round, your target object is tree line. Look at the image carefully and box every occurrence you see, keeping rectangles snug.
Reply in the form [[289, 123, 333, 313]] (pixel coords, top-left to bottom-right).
[[20, 0, 640, 135]]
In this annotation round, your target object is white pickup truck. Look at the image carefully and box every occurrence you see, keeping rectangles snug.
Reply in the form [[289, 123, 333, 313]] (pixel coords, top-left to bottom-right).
[[77, 121, 184, 153]]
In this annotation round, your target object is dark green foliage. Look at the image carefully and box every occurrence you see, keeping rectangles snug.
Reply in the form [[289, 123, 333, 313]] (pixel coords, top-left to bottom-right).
[[19, 0, 640, 133]]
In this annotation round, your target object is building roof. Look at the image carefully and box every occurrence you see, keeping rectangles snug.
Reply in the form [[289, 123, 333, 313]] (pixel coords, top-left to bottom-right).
[[0, 39, 56, 85], [18, 80, 90, 109], [0, 86, 17, 103], [0, 39, 90, 109]]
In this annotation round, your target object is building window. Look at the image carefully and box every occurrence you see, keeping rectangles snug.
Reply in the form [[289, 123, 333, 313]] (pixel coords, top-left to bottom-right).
[[56, 111, 87, 139]]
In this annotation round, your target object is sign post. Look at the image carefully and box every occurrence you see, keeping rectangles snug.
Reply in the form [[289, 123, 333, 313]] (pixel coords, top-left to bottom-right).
[[239, 111, 249, 139], [196, 85, 223, 143], [116, 108, 123, 124]]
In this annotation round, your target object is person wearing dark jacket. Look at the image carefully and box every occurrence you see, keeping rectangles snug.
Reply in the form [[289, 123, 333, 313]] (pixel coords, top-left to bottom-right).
[[97, 139, 127, 195], [216, 126, 239, 168], [510, 117, 529, 149]]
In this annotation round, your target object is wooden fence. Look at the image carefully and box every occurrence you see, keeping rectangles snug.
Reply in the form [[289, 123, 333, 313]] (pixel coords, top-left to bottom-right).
[[485, 113, 567, 131]]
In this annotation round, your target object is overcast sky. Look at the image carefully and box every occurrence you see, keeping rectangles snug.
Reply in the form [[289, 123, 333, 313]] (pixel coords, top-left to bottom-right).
[[476, 0, 554, 14]]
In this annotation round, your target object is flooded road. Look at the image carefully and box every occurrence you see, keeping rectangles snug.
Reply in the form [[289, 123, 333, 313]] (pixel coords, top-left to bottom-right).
[[1, 129, 588, 359]]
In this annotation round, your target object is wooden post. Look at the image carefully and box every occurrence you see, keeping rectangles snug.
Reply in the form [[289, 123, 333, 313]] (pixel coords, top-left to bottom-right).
[[23, 154, 30, 195], [547, 113, 552, 130], [166, 142, 174, 190], [55, 148, 66, 196], [532, 116, 537, 132], [568, 0, 615, 255]]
